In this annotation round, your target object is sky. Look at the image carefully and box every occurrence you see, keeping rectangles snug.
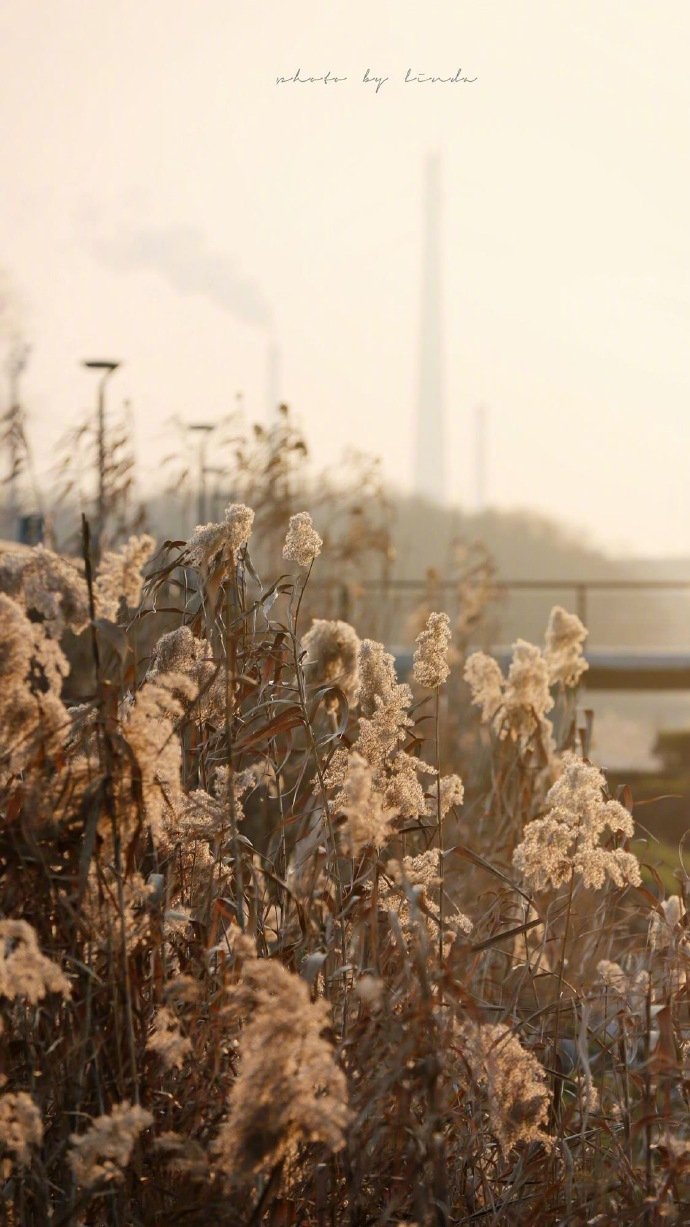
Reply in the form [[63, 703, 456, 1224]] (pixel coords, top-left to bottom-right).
[[1, 1, 690, 556]]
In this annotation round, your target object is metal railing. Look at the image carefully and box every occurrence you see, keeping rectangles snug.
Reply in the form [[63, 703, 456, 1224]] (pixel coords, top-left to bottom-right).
[[317, 577, 690, 659], [486, 579, 690, 633]]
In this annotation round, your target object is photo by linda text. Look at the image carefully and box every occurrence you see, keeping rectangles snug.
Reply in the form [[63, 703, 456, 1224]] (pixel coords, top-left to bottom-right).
[[275, 68, 478, 92]]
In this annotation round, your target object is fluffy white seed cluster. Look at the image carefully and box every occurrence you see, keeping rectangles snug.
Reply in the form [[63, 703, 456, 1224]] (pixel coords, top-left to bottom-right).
[[385, 751, 434, 820], [146, 1006, 192, 1071], [349, 640, 437, 824], [446, 909, 474, 939], [94, 534, 156, 621], [0, 594, 71, 784], [356, 640, 413, 764], [187, 503, 254, 570], [438, 773, 465, 818], [0, 1092, 44, 1168], [649, 895, 687, 952], [213, 954, 350, 1179], [544, 605, 589, 687], [596, 959, 629, 995], [465, 607, 588, 743], [123, 671, 199, 841], [463, 652, 504, 724], [224, 502, 255, 551], [412, 611, 452, 689], [512, 752, 641, 892], [337, 751, 393, 857], [385, 849, 473, 944], [146, 625, 226, 724], [358, 640, 408, 718], [282, 511, 323, 568], [69, 1101, 153, 1189], [459, 1021, 550, 1154], [423, 772, 465, 821], [341, 638, 450, 829], [596, 960, 651, 1015], [0, 919, 71, 1003], [465, 639, 553, 742], [0, 545, 89, 637], [301, 618, 361, 704], [503, 641, 553, 734], [390, 848, 441, 892], [388, 849, 446, 922]]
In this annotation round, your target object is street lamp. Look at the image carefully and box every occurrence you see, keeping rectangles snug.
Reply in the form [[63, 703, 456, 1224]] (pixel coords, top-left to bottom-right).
[[6, 341, 31, 530], [204, 464, 227, 522], [187, 422, 215, 524], [82, 359, 121, 555]]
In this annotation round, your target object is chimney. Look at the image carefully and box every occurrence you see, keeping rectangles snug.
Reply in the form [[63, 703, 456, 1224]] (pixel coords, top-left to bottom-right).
[[266, 333, 282, 418], [414, 153, 446, 504], [475, 402, 487, 512]]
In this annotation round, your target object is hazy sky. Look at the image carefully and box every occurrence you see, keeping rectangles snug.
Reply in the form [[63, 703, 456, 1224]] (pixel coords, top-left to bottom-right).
[[2, 1, 690, 555]]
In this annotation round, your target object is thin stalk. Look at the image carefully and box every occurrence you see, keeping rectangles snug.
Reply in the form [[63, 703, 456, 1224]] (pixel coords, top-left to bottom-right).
[[551, 863, 576, 1128], [82, 514, 138, 1101], [288, 564, 349, 1029], [644, 983, 654, 1223], [435, 685, 444, 976], [224, 558, 245, 927]]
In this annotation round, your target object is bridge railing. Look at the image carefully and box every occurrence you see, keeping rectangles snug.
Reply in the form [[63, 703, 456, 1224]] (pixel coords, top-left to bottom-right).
[[317, 578, 690, 654]]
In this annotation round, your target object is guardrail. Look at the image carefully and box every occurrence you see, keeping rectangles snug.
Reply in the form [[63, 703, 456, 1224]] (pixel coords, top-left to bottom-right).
[[321, 578, 690, 649], [392, 647, 690, 691], [338, 578, 690, 629]]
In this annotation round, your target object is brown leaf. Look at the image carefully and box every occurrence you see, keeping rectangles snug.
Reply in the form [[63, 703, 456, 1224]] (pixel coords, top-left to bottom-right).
[[233, 706, 304, 752]]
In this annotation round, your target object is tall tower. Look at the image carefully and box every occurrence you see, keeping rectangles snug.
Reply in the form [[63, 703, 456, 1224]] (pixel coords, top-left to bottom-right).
[[266, 333, 282, 418], [475, 402, 487, 512], [414, 153, 446, 503]]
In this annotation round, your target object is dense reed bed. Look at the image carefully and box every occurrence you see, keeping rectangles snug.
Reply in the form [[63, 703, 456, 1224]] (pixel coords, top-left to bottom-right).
[[1, 501, 689, 1225]]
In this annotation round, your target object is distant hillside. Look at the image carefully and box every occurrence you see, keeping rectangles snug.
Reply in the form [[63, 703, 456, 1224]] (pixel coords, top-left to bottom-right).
[[137, 488, 617, 582], [6, 469, 690, 649], [137, 487, 690, 649], [392, 497, 614, 581]]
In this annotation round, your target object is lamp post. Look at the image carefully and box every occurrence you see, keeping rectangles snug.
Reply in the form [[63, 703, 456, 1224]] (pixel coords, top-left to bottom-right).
[[6, 341, 30, 533], [82, 359, 121, 556], [188, 422, 215, 524], [204, 464, 226, 521], [475, 402, 487, 514]]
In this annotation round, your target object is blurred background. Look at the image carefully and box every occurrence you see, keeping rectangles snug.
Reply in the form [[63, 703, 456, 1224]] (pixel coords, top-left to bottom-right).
[[2, 0, 690, 837]]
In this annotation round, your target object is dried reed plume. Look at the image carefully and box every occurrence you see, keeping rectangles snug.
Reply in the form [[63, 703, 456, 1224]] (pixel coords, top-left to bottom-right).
[[0, 490, 686, 1226]]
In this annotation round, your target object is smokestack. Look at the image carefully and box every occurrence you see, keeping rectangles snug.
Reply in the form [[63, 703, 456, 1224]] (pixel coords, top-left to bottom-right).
[[475, 402, 487, 512], [266, 333, 282, 418], [414, 153, 446, 504]]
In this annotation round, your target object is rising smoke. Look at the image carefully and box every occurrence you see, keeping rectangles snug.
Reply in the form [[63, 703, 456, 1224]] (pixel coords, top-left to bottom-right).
[[92, 224, 272, 329]]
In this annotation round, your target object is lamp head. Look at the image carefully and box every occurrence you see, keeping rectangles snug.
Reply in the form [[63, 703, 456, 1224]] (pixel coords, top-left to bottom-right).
[[83, 360, 120, 372]]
